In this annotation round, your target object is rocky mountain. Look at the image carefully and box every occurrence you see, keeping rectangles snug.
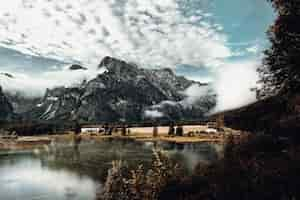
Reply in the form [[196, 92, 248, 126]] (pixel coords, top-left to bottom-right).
[[0, 72, 42, 115], [0, 72, 14, 79], [0, 86, 14, 121], [6, 93, 41, 114], [69, 64, 87, 71], [25, 56, 216, 123]]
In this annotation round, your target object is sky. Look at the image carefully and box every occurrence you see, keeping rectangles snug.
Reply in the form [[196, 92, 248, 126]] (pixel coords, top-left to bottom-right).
[[0, 0, 275, 110]]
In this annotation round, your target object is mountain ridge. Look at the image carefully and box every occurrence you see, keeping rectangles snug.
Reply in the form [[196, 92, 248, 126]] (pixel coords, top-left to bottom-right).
[[0, 86, 14, 121], [21, 56, 216, 123]]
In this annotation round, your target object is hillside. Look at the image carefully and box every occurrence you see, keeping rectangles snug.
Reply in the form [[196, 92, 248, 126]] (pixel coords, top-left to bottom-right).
[[216, 91, 300, 137], [0, 86, 13, 121], [22, 56, 216, 123]]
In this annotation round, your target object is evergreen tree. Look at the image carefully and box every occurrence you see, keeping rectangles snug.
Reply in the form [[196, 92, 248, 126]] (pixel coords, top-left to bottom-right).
[[257, 0, 300, 99]]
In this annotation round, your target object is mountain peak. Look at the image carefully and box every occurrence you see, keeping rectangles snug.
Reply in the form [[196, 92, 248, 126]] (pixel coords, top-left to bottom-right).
[[99, 56, 124, 68], [0, 85, 14, 121], [98, 56, 139, 75], [24, 56, 216, 123], [69, 64, 87, 71], [154, 68, 174, 76], [0, 72, 14, 79]]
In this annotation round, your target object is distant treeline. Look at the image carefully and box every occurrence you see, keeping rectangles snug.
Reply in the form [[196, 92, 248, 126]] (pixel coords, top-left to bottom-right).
[[80, 119, 210, 128], [1, 121, 76, 136], [0, 119, 211, 136]]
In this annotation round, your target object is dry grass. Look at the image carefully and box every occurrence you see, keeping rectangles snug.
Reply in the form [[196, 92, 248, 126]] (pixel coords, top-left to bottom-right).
[[99, 150, 183, 200], [0, 125, 246, 150]]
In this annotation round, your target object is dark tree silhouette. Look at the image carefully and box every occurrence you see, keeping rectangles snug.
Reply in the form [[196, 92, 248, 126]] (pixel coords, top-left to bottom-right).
[[175, 126, 183, 137], [168, 123, 175, 136], [257, 0, 300, 99], [153, 125, 158, 137], [74, 121, 81, 135]]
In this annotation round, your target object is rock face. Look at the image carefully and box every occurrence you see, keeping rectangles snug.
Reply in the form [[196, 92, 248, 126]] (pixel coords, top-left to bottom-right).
[[0, 86, 13, 121], [25, 56, 216, 123], [69, 64, 87, 71], [6, 93, 41, 114], [0, 72, 42, 115], [0, 73, 14, 79]]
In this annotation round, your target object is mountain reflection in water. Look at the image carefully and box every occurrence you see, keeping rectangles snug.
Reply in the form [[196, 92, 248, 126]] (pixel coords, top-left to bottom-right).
[[0, 139, 222, 200]]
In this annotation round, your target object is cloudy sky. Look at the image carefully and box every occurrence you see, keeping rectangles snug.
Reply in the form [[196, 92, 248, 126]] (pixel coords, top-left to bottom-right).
[[0, 0, 275, 106]]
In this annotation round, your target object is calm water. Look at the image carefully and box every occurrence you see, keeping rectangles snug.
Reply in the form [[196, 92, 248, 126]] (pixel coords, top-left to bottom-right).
[[0, 139, 222, 200]]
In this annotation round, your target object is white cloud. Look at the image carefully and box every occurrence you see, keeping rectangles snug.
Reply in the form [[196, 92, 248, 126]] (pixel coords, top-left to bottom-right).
[[144, 110, 164, 119], [0, 159, 98, 200], [0, 67, 106, 97], [152, 100, 178, 109], [0, 0, 261, 113], [211, 60, 259, 113], [148, 84, 213, 113], [186, 76, 214, 83], [246, 44, 260, 54], [0, 0, 231, 68], [180, 84, 211, 108]]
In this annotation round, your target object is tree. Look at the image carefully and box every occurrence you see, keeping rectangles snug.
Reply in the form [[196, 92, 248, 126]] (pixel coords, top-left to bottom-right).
[[168, 123, 175, 136], [153, 125, 158, 138], [175, 126, 183, 137], [257, 0, 300, 99]]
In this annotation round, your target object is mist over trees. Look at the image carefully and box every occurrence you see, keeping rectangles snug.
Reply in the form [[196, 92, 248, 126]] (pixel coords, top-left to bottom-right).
[[257, 0, 300, 99]]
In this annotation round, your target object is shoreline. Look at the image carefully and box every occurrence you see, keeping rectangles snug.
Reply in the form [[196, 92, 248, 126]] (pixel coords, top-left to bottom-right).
[[0, 126, 245, 151]]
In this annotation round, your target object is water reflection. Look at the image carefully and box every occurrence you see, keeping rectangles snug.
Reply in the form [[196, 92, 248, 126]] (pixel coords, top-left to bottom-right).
[[144, 141, 222, 171], [0, 154, 100, 200], [0, 139, 222, 200]]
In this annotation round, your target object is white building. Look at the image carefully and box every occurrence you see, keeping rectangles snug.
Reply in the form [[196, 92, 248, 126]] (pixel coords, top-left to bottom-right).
[[81, 127, 102, 134]]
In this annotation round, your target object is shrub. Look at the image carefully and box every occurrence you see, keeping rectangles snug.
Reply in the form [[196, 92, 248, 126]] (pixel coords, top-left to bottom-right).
[[100, 136, 300, 200], [100, 150, 183, 200]]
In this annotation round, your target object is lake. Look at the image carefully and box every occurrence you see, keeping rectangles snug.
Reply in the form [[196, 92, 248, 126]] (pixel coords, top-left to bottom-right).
[[0, 139, 222, 200]]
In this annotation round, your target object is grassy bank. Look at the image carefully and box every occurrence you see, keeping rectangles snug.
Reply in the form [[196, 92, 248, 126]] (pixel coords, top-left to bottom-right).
[[0, 125, 245, 151]]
